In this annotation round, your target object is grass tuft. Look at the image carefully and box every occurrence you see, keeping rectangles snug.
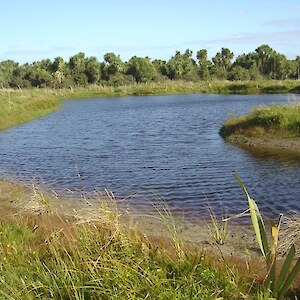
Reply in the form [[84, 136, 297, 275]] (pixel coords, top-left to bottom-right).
[[220, 103, 300, 139]]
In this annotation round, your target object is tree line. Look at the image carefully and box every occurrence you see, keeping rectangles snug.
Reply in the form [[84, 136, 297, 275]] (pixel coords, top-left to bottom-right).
[[0, 44, 299, 89]]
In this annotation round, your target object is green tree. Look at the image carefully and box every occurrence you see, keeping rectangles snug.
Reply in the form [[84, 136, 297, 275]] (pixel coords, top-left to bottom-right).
[[196, 49, 211, 80], [254, 44, 275, 77], [152, 59, 168, 77], [211, 48, 234, 79], [85, 56, 101, 84], [126, 56, 158, 83], [51, 57, 68, 88], [68, 52, 88, 86], [268, 53, 289, 79], [234, 52, 262, 80], [167, 49, 198, 81], [102, 53, 125, 80], [0, 60, 19, 88], [228, 66, 251, 81], [10, 64, 31, 88], [107, 73, 135, 86], [234, 53, 256, 69], [27, 60, 54, 87]]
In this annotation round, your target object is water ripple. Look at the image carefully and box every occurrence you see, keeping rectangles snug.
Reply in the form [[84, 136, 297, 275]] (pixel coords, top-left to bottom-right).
[[0, 94, 299, 221]]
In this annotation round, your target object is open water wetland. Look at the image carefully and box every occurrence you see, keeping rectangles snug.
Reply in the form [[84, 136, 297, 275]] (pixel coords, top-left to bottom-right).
[[0, 93, 299, 221]]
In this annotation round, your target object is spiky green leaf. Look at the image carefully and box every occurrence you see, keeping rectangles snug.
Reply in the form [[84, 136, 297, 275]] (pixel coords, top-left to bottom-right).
[[235, 174, 269, 258], [274, 244, 295, 294], [278, 257, 300, 300]]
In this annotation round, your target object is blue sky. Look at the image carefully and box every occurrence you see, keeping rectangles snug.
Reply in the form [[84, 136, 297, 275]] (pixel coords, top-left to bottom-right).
[[1, 0, 300, 64]]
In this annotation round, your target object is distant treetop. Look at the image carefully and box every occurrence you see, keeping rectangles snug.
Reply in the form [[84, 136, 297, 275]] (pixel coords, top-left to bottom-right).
[[0, 44, 299, 89]]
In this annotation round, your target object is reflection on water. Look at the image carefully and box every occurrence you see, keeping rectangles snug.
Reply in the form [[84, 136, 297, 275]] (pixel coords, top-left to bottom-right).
[[245, 146, 300, 164], [0, 93, 299, 221]]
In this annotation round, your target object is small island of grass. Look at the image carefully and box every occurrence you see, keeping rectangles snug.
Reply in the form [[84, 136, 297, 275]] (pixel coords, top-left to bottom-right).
[[220, 103, 300, 155]]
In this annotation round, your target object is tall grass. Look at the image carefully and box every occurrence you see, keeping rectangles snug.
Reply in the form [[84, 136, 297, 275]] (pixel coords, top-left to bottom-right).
[[0, 89, 59, 131], [0, 208, 243, 299], [2, 176, 300, 298], [220, 102, 300, 138]]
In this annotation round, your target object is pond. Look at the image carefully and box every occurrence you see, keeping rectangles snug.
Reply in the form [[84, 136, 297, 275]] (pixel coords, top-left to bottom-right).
[[0, 93, 299, 221]]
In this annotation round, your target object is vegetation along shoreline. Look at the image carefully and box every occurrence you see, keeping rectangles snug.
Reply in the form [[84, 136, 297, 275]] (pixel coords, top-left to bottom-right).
[[220, 102, 300, 155], [1, 43, 300, 297], [1, 85, 300, 298]]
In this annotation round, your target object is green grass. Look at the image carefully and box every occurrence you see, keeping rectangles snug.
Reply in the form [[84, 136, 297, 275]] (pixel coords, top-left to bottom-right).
[[1, 175, 300, 299], [0, 214, 246, 300], [220, 103, 300, 138], [0, 89, 59, 131]]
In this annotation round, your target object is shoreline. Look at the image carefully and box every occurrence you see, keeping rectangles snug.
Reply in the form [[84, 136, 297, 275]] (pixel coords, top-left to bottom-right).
[[225, 135, 300, 157], [2, 176, 299, 260], [1, 87, 300, 258], [0, 177, 258, 259]]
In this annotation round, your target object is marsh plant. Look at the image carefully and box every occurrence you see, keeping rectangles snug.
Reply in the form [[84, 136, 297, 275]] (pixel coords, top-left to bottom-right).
[[206, 207, 229, 245], [236, 175, 300, 299]]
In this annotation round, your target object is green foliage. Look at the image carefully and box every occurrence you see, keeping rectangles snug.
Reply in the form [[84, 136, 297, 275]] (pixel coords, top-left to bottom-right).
[[0, 89, 60, 131], [0, 216, 242, 299], [228, 66, 251, 81], [167, 49, 198, 81], [197, 49, 211, 80], [0, 44, 299, 89], [236, 175, 300, 300], [220, 102, 300, 138], [126, 56, 158, 83], [211, 48, 234, 80]]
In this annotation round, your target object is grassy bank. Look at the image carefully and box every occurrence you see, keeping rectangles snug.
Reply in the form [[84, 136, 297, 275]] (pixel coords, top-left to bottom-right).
[[0, 89, 60, 131], [1, 180, 300, 299], [1, 80, 300, 131], [220, 103, 300, 139], [0, 214, 245, 299], [0, 181, 248, 300]]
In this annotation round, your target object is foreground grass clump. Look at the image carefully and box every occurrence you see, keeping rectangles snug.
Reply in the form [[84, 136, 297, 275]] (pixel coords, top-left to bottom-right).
[[1, 179, 300, 298], [220, 103, 300, 138], [0, 215, 243, 300]]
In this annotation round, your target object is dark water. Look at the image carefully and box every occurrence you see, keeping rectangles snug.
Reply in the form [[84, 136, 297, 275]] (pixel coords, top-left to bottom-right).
[[0, 94, 299, 220]]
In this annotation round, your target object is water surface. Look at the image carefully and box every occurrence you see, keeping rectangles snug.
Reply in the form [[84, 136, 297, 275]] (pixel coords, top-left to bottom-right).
[[0, 94, 299, 220]]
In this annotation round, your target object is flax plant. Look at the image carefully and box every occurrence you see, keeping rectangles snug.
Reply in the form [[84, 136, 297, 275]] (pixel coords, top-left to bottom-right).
[[235, 174, 300, 299]]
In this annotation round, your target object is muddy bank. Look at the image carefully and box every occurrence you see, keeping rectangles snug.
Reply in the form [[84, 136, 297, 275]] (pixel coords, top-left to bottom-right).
[[225, 135, 300, 157]]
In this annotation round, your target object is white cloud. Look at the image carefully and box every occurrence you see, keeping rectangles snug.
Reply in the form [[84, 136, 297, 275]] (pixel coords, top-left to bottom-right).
[[51, 46, 76, 52], [264, 18, 300, 28], [188, 29, 300, 45]]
